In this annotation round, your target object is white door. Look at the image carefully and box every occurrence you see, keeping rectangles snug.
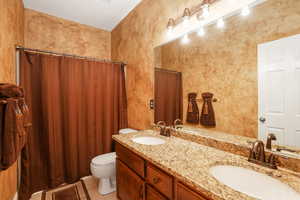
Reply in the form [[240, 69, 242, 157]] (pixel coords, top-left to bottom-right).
[[258, 34, 300, 148]]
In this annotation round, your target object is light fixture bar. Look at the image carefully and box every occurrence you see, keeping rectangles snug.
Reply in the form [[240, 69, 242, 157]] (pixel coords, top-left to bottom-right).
[[163, 0, 267, 46], [168, 0, 220, 28]]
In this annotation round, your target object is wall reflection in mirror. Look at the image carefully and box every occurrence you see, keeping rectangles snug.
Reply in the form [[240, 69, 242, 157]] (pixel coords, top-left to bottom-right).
[[154, 0, 300, 154]]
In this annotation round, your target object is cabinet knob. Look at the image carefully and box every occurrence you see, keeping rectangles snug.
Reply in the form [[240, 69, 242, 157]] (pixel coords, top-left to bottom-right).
[[259, 117, 266, 123], [153, 177, 160, 184]]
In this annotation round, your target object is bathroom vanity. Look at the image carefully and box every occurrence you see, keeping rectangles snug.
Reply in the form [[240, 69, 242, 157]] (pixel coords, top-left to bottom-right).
[[115, 142, 210, 200], [113, 130, 300, 200]]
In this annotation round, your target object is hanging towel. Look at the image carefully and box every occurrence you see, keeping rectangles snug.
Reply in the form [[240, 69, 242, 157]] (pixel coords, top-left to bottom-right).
[[0, 98, 28, 170], [186, 93, 199, 124], [200, 92, 216, 127], [0, 83, 24, 98], [0, 83, 30, 170]]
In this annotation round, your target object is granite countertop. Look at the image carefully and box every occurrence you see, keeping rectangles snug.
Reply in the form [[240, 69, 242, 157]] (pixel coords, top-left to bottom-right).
[[174, 126, 256, 148], [113, 130, 300, 200], [171, 126, 300, 173], [174, 126, 300, 158]]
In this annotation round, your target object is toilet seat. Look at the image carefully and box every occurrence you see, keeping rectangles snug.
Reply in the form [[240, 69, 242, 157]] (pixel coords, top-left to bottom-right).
[[91, 152, 116, 166], [90, 128, 137, 195]]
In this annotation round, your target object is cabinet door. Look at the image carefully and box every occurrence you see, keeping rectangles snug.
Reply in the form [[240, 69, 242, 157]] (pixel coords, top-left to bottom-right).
[[146, 184, 168, 200], [117, 159, 145, 200], [116, 143, 145, 177], [146, 164, 173, 199], [176, 182, 209, 200]]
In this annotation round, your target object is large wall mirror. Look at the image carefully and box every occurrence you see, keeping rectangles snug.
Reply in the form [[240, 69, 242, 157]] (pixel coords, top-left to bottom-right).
[[154, 0, 300, 153]]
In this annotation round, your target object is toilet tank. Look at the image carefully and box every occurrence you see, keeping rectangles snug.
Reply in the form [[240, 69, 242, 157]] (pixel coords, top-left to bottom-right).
[[119, 128, 138, 134]]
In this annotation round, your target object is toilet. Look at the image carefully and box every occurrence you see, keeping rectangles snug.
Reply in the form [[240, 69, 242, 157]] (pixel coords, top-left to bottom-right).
[[90, 128, 137, 195]]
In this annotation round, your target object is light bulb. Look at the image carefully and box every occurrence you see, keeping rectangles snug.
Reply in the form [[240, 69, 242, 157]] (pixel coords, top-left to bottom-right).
[[167, 18, 175, 35], [202, 4, 210, 18], [181, 34, 190, 44], [167, 28, 173, 36], [241, 6, 250, 16], [198, 19, 205, 27], [182, 8, 191, 26], [197, 27, 205, 37], [217, 18, 225, 28], [183, 16, 190, 26]]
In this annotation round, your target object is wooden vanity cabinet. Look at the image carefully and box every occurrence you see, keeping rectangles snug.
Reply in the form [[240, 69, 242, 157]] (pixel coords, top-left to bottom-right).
[[116, 142, 145, 177], [146, 185, 168, 200], [116, 142, 212, 200], [176, 182, 210, 200], [116, 159, 145, 200], [146, 164, 173, 199]]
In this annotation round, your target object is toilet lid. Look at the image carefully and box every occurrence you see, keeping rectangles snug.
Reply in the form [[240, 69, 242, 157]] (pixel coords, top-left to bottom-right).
[[91, 152, 116, 166]]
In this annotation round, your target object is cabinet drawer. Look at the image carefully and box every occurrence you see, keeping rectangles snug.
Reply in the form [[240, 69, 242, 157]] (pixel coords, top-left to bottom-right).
[[116, 143, 145, 178], [146, 184, 168, 200], [146, 164, 173, 199], [176, 182, 210, 200]]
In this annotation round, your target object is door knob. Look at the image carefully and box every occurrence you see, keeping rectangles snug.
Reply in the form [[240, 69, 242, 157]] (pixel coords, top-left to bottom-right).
[[259, 117, 266, 123]]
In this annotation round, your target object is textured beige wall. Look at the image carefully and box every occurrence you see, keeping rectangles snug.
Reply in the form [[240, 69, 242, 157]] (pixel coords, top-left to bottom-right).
[[112, 0, 204, 130], [158, 0, 300, 138], [0, 0, 24, 83], [112, 0, 300, 137], [0, 0, 24, 199], [25, 9, 111, 59]]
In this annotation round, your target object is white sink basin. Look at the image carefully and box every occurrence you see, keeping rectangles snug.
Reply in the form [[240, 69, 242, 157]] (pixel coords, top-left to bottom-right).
[[132, 136, 165, 145], [210, 165, 300, 200]]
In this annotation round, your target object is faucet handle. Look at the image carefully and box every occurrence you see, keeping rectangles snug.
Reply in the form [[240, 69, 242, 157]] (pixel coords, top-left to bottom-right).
[[173, 119, 183, 129], [156, 121, 167, 127], [151, 123, 159, 128], [267, 153, 278, 169], [151, 123, 161, 132], [266, 133, 277, 150], [268, 133, 277, 140]]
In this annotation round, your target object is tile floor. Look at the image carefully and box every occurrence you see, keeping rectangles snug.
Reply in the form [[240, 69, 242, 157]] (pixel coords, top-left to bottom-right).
[[30, 176, 117, 200]]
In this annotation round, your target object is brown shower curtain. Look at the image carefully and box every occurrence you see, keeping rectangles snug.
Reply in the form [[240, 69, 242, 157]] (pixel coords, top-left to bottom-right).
[[19, 51, 128, 200], [154, 68, 182, 126]]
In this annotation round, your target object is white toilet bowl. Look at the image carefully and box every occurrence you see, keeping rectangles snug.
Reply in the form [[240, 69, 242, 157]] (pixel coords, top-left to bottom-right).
[[90, 152, 117, 195], [90, 128, 137, 195]]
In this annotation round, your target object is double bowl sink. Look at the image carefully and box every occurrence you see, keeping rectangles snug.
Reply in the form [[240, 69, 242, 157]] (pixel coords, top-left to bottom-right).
[[131, 135, 300, 200]]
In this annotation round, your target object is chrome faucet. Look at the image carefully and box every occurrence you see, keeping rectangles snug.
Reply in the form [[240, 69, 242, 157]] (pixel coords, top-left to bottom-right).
[[248, 140, 277, 169], [266, 133, 277, 150], [173, 119, 183, 129]]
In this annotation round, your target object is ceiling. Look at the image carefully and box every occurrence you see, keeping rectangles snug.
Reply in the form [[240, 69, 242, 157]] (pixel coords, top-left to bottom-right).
[[23, 0, 142, 31]]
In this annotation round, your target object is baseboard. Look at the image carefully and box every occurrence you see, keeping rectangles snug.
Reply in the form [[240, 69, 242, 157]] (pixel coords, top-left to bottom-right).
[[12, 192, 18, 200]]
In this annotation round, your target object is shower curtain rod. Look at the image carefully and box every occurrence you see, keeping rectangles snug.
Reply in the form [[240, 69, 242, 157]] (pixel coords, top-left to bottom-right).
[[155, 67, 180, 74], [16, 46, 127, 66]]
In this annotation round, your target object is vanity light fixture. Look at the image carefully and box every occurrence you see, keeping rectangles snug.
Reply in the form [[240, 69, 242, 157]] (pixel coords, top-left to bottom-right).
[[217, 18, 225, 28], [182, 8, 191, 25], [241, 6, 250, 16], [181, 34, 190, 44], [166, 0, 264, 44], [166, 0, 217, 35], [167, 18, 175, 34]]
